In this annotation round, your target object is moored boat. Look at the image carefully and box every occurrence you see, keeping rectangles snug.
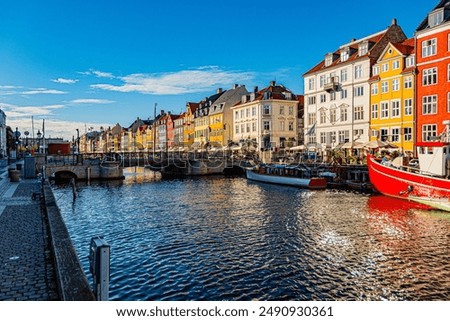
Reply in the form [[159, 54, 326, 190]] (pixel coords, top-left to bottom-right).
[[367, 126, 450, 211], [244, 164, 327, 189]]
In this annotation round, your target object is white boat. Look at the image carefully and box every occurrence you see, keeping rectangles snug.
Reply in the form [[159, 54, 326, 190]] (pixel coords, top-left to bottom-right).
[[245, 164, 327, 189]]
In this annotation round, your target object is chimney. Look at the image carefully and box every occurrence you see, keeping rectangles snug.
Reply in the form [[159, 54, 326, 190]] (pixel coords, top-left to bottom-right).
[[254, 86, 258, 93], [160, 109, 165, 115], [391, 18, 397, 26], [270, 80, 276, 86], [233, 84, 238, 89], [217, 88, 223, 94]]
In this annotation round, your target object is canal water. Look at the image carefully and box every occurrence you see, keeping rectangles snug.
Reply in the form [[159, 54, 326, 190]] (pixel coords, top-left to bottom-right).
[[52, 167, 450, 301]]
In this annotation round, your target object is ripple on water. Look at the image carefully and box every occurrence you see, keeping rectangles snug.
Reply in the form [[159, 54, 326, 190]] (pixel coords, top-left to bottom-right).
[[53, 177, 450, 300]]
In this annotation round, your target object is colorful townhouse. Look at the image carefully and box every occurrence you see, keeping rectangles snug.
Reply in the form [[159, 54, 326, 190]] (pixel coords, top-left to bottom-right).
[[231, 80, 298, 151], [303, 19, 406, 156], [208, 84, 248, 147], [369, 38, 416, 153], [415, 0, 450, 143], [183, 102, 199, 148], [193, 89, 224, 149]]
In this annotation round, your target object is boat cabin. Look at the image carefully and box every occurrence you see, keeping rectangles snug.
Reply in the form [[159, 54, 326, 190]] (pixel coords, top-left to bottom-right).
[[416, 142, 450, 177]]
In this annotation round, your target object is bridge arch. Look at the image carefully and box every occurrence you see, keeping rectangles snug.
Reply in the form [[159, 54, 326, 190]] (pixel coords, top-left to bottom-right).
[[53, 170, 78, 181]]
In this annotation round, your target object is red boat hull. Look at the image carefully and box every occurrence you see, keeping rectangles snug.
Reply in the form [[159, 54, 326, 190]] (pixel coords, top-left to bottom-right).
[[367, 154, 450, 199]]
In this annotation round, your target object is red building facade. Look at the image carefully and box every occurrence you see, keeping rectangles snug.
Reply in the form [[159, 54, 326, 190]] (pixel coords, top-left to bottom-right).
[[415, 1, 450, 143]]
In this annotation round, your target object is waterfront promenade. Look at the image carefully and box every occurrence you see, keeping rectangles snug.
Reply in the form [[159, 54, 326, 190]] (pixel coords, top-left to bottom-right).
[[0, 163, 59, 300], [0, 162, 95, 301]]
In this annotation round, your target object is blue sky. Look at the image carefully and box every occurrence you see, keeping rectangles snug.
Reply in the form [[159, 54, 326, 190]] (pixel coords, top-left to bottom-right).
[[0, 0, 434, 140]]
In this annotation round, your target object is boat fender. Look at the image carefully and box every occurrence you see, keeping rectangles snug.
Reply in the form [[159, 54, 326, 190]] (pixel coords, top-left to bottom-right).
[[399, 185, 414, 195]]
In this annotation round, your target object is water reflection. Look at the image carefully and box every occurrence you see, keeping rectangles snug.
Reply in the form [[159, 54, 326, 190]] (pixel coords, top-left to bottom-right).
[[52, 175, 450, 301]]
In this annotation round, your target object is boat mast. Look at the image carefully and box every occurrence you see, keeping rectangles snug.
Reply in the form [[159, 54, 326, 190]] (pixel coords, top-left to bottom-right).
[[153, 103, 157, 159]]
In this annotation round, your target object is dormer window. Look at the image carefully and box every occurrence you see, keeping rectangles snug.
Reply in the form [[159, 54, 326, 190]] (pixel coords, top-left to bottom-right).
[[325, 53, 333, 67], [373, 66, 379, 76], [429, 9, 444, 27], [340, 47, 349, 62], [358, 41, 369, 56]]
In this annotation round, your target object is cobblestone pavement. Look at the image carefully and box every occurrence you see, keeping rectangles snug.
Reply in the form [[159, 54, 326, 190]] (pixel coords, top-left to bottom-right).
[[0, 168, 59, 300]]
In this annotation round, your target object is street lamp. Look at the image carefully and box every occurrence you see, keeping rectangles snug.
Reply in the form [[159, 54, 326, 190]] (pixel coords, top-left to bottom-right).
[[14, 127, 21, 159], [36, 130, 42, 153]]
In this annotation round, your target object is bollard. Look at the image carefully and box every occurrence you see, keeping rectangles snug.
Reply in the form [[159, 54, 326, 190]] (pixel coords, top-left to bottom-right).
[[89, 236, 110, 301]]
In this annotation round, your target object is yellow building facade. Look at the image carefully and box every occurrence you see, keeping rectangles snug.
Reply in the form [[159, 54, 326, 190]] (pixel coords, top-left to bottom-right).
[[369, 39, 415, 153]]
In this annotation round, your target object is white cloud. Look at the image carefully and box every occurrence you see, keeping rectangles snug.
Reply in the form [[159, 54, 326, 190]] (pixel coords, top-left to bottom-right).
[[21, 88, 67, 95], [52, 78, 78, 84], [91, 66, 255, 95], [70, 99, 115, 104], [1, 102, 64, 118], [7, 118, 109, 140], [80, 69, 115, 78]]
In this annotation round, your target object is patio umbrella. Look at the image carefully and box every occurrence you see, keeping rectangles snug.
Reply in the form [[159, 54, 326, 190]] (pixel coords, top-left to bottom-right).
[[365, 140, 398, 149], [290, 145, 306, 151]]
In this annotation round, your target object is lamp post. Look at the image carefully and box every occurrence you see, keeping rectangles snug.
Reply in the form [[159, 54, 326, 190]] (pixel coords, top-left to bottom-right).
[[36, 130, 42, 153], [14, 127, 21, 159]]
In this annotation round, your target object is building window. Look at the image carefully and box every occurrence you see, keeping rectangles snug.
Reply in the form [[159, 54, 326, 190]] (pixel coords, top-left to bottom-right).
[[320, 94, 326, 103], [341, 48, 349, 62], [355, 65, 363, 79], [422, 38, 437, 58], [391, 100, 400, 118], [252, 106, 256, 116], [288, 106, 294, 115], [246, 123, 250, 133], [373, 66, 379, 75], [404, 76, 413, 89], [320, 132, 326, 144], [371, 84, 378, 95], [391, 128, 400, 142], [429, 9, 444, 27], [448, 64, 450, 81], [252, 122, 256, 132], [358, 41, 368, 56], [381, 81, 388, 93], [404, 127, 412, 141], [246, 108, 250, 117], [405, 99, 413, 115], [330, 91, 336, 101], [320, 75, 325, 87], [422, 95, 437, 115], [279, 106, 285, 115], [371, 104, 378, 119], [241, 124, 244, 134], [381, 102, 389, 118], [392, 60, 400, 70], [406, 56, 415, 67], [380, 129, 388, 141], [382, 63, 389, 72], [354, 86, 364, 97], [392, 79, 400, 91], [308, 78, 315, 91], [423, 67, 437, 85], [263, 121, 270, 131], [330, 109, 336, 123], [279, 121, 285, 131], [341, 69, 348, 82], [235, 111, 239, 120], [288, 121, 294, 131], [235, 125, 239, 134], [307, 96, 316, 105], [354, 106, 364, 121], [263, 105, 271, 115], [422, 124, 437, 141], [341, 89, 348, 99], [320, 110, 326, 124], [308, 113, 316, 125], [448, 92, 450, 112], [240, 110, 244, 118], [338, 130, 349, 144], [340, 108, 348, 122]]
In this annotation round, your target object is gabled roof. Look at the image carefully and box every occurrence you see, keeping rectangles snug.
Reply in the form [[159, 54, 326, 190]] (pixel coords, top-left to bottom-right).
[[391, 38, 415, 55], [233, 81, 297, 107], [209, 85, 249, 115], [304, 20, 406, 76]]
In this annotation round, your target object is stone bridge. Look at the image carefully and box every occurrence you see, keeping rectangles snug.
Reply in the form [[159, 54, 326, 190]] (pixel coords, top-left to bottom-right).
[[43, 162, 123, 181]]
